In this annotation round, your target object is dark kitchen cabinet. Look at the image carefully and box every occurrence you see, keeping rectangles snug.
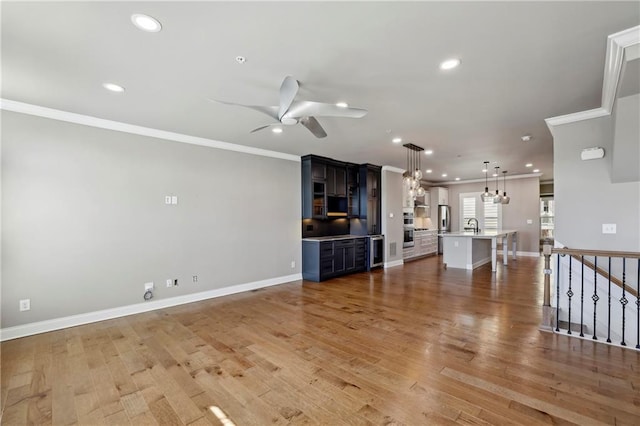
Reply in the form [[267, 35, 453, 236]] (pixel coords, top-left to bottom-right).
[[359, 164, 382, 234], [302, 237, 367, 282], [302, 155, 347, 219], [347, 163, 360, 218]]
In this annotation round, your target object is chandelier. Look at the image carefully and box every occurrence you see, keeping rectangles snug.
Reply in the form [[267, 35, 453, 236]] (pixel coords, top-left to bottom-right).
[[403, 143, 426, 200]]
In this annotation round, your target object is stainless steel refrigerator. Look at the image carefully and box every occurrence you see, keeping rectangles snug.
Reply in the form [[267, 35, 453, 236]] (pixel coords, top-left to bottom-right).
[[437, 205, 450, 254]]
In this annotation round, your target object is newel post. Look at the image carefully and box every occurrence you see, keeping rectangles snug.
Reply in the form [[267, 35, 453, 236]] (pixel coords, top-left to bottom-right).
[[540, 243, 555, 331]]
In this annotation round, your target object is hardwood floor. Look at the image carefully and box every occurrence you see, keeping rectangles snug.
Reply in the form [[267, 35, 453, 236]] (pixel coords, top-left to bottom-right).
[[2, 256, 639, 425]]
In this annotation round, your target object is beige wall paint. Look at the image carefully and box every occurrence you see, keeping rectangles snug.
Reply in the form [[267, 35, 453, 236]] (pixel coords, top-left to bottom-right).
[[2, 111, 301, 328], [445, 176, 541, 253], [382, 169, 404, 263]]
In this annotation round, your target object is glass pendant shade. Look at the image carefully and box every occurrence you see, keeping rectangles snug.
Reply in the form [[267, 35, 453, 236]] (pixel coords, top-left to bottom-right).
[[492, 166, 502, 203], [403, 143, 426, 200], [501, 170, 510, 204], [480, 161, 493, 201]]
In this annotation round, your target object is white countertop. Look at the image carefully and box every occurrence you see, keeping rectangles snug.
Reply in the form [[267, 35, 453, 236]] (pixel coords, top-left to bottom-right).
[[438, 229, 518, 239], [302, 234, 368, 241]]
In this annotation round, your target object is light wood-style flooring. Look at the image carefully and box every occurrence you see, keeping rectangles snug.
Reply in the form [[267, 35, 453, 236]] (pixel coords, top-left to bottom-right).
[[2, 256, 639, 425]]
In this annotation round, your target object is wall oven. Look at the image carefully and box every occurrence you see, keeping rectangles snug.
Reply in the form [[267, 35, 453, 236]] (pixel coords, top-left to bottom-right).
[[403, 211, 414, 248]]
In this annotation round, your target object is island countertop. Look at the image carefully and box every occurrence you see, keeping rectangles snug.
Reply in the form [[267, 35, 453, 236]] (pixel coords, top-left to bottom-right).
[[438, 229, 518, 239]]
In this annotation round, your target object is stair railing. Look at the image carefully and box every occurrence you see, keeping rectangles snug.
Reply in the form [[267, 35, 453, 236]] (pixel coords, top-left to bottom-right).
[[541, 243, 640, 350]]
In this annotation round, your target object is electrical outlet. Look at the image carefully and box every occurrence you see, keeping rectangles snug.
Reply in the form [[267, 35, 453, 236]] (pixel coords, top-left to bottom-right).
[[144, 282, 154, 291], [192, 275, 198, 283], [602, 224, 617, 234], [291, 261, 296, 269], [165, 196, 172, 205], [19, 299, 30, 312], [174, 279, 178, 286], [166, 279, 173, 288], [527, 219, 533, 224]]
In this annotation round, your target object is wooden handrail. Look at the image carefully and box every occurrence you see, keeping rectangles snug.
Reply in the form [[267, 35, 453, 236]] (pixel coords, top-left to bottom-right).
[[552, 246, 639, 297], [552, 248, 640, 259]]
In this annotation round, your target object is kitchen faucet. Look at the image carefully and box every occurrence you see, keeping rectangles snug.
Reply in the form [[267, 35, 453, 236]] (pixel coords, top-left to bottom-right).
[[467, 218, 479, 233]]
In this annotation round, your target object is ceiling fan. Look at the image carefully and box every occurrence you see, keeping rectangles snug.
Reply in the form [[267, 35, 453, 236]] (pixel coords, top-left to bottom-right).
[[209, 76, 367, 138]]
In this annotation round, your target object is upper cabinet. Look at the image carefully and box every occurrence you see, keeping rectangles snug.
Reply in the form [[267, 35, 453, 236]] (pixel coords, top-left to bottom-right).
[[430, 186, 449, 206], [301, 156, 381, 231], [302, 155, 348, 219], [360, 164, 382, 234]]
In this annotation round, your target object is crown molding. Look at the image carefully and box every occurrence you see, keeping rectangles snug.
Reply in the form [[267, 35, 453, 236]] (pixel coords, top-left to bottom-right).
[[382, 165, 405, 174], [545, 25, 639, 134], [0, 99, 301, 162], [441, 173, 543, 186]]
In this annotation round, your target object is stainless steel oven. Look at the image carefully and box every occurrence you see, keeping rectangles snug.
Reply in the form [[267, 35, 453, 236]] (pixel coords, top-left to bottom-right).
[[368, 235, 384, 269], [403, 211, 414, 248], [403, 227, 414, 248]]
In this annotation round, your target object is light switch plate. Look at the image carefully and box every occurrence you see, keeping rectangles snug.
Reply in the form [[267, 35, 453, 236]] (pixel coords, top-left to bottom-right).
[[527, 219, 533, 224], [171, 196, 178, 205], [602, 224, 616, 234], [165, 196, 172, 204]]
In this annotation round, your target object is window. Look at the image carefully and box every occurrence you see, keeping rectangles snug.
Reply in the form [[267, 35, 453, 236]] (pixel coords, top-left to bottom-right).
[[459, 193, 502, 230]]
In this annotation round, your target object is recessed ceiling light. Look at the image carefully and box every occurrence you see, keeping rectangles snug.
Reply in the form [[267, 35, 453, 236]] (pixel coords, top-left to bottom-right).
[[492, 173, 498, 177], [235, 56, 246, 64], [131, 14, 162, 32], [525, 163, 533, 167], [533, 169, 540, 173], [424, 149, 433, 155], [482, 167, 488, 173], [455, 177, 460, 181], [272, 127, 283, 133], [103, 82, 125, 93], [392, 137, 402, 144], [442, 173, 447, 177], [440, 58, 461, 70], [426, 169, 432, 174], [335, 102, 348, 108]]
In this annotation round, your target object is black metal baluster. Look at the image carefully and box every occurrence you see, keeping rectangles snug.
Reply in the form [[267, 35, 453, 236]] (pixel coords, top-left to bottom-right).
[[592, 256, 599, 340], [556, 253, 560, 332], [567, 255, 573, 334], [620, 258, 627, 346], [580, 256, 584, 337], [607, 257, 612, 343]]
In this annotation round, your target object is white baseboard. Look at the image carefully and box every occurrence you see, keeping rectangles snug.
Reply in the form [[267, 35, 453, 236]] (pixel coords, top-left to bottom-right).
[[384, 259, 404, 269], [0, 273, 302, 342], [468, 257, 492, 270]]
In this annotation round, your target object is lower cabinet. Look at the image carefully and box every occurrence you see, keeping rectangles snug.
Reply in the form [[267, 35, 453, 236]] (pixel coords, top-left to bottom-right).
[[303, 238, 367, 282], [403, 230, 438, 261]]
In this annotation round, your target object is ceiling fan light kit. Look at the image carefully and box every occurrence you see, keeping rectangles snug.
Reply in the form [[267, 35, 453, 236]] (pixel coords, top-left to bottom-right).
[[209, 75, 367, 138]]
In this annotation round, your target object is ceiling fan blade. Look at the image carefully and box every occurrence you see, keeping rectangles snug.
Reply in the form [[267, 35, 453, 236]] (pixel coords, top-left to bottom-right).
[[207, 98, 279, 121], [278, 76, 299, 120], [299, 116, 327, 138], [285, 101, 367, 119], [250, 124, 278, 133]]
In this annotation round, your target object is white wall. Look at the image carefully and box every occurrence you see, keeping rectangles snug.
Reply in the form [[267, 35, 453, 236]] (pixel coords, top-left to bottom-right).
[[552, 113, 640, 252], [1, 111, 301, 330]]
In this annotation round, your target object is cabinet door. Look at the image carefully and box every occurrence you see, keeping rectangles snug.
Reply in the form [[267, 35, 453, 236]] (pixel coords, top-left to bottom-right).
[[312, 181, 326, 217], [312, 162, 326, 180], [347, 165, 360, 217], [333, 246, 345, 273], [334, 167, 347, 197], [344, 245, 356, 271]]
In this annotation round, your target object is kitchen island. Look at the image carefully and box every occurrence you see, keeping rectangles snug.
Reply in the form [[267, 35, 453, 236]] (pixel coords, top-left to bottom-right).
[[439, 230, 517, 272]]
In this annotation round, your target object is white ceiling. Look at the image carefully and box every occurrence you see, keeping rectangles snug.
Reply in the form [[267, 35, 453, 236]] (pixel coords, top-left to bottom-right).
[[2, 2, 639, 182]]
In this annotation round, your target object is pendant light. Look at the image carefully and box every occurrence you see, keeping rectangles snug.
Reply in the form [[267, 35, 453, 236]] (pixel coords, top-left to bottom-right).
[[403, 143, 426, 200], [501, 170, 510, 204], [480, 161, 492, 201], [492, 166, 503, 203]]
